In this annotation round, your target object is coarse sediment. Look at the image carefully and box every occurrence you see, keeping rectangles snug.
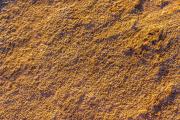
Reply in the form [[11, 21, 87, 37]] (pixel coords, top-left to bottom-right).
[[0, 0, 179, 120]]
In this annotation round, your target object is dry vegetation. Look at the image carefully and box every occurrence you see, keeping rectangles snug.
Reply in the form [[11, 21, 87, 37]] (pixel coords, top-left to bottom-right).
[[0, 0, 180, 120]]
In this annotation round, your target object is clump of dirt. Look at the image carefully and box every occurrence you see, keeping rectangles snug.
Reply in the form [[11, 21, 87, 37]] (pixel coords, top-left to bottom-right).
[[0, 0, 179, 120]]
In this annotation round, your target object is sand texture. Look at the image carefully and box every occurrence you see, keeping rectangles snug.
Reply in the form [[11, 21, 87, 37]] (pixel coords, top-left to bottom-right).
[[0, 0, 180, 120]]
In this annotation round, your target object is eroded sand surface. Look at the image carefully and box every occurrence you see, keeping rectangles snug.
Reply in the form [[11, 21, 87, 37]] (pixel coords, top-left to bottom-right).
[[0, 0, 180, 120]]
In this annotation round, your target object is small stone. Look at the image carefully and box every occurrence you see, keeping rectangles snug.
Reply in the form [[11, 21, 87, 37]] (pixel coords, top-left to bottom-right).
[[0, 42, 3, 45]]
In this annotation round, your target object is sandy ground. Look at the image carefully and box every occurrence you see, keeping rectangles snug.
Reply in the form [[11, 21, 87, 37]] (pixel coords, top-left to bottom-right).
[[0, 0, 180, 119]]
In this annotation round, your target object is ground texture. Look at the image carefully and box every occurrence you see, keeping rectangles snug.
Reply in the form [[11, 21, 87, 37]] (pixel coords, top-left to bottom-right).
[[0, 0, 180, 120]]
